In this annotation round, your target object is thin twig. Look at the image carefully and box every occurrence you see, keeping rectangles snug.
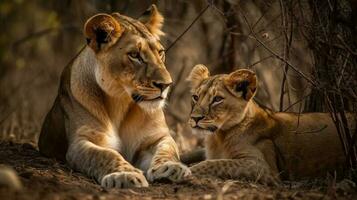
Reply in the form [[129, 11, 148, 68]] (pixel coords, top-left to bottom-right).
[[236, 6, 319, 88], [283, 93, 312, 112], [165, 4, 210, 52], [245, 55, 275, 69], [12, 24, 79, 49], [337, 53, 350, 87], [168, 61, 186, 100], [337, 35, 357, 56]]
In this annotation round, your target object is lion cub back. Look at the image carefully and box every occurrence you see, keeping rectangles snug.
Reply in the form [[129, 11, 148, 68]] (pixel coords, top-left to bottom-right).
[[273, 112, 353, 180]]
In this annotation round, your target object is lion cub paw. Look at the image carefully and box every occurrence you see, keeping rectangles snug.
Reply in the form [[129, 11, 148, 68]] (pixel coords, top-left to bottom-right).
[[257, 173, 280, 187], [147, 161, 191, 182], [101, 171, 149, 188]]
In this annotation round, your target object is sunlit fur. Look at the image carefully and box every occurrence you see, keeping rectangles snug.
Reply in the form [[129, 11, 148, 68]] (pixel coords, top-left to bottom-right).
[[187, 65, 354, 184], [38, 5, 190, 189]]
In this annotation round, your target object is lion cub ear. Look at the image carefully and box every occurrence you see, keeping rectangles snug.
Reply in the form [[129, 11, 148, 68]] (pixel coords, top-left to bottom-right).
[[224, 69, 257, 101], [187, 64, 210, 91], [84, 13, 124, 53], [139, 4, 164, 39]]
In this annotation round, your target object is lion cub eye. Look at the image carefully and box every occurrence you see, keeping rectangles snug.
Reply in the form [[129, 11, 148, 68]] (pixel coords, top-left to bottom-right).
[[192, 95, 199, 102], [158, 50, 165, 56], [212, 96, 224, 104]]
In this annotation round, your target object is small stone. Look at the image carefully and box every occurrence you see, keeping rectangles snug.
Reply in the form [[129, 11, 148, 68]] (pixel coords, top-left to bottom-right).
[[0, 165, 23, 190], [203, 194, 212, 199]]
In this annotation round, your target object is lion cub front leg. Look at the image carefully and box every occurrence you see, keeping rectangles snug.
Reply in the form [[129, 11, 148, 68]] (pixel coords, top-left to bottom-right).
[[146, 136, 191, 182], [190, 159, 279, 186], [66, 129, 148, 188]]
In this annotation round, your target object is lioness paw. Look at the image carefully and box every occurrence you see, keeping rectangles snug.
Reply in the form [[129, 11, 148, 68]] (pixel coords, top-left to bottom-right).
[[147, 161, 191, 182], [101, 171, 149, 188]]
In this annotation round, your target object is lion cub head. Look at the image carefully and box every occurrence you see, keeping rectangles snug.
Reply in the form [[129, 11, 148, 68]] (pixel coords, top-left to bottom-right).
[[187, 65, 257, 135], [84, 5, 171, 111]]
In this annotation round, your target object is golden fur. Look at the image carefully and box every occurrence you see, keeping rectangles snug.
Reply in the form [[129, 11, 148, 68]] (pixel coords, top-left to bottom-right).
[[187, 64, 355, 185], [38, 5, 190, 189]]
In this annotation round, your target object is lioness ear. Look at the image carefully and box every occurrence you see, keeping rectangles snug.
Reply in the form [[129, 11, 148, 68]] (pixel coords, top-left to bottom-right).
[[139, 4, 164, 39], [224, 69, 257, 101], [84, 13, 124, 53], [187, 64, 210, 91]]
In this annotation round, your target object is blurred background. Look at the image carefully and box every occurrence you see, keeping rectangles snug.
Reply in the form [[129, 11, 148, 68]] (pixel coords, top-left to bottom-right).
[[0, 0, 356, 166]]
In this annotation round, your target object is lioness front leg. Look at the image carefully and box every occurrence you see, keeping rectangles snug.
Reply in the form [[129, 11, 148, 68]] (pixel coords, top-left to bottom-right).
[[66, 139, 148, 188], [147, 136, 191, 182], [190, 159, 280, 186]]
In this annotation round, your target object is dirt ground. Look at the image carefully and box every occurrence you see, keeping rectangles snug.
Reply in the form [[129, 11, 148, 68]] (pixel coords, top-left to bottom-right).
[[0, 141, 356, 200]]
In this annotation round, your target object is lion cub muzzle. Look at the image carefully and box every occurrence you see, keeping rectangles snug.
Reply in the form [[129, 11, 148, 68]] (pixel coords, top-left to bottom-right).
[[189, 115, 218, 135]]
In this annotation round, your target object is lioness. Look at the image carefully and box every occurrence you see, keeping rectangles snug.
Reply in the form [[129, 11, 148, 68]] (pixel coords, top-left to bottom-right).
[[187, 64, 355, 185], [38, 5, 191, 188]]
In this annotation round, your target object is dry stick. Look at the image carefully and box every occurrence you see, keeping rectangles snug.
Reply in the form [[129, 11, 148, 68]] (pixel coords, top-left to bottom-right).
[[254, 34, 283, 49], [337, 35, 357, 56], [338, 92, 357, 168], [12, 24, 79, 49], [325, 95, 350, 166], [337, 53, 350, 88], [279, 0, 288, 112], [312, 0, 329, 42], [0, 108, 16, 126], [1, 45, 86, 127], [168, 61, 186, 100], [214, 3, 350, 100], [245, 55, 275, 69], [165, 4, 210, 53], [236, 6, 318, 89], [0, 69, 44, 126], [164, 4, 210, 122], [347, 122, 357, 166], [312, 1, 356, 167], [283, 93, 312, 112], [250, 3, 273, 33], [284, 1, 295, 109], [293, 97, 303, 132]]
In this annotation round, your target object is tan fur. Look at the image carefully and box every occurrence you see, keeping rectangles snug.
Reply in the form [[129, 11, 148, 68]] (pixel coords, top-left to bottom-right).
[[138, 5, 164, 39], [38, 6, 190, 189], [187, 64, 210, 92], [84, 14, 124, 52], [187, 65, 355, 185]]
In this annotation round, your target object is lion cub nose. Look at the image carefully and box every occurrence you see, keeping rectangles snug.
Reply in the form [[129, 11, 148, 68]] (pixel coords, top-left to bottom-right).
[[192, 116, 204, 123], [152, 81, 171, 91]]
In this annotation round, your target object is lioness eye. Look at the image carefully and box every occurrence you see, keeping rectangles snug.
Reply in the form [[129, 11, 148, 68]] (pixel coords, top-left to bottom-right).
[[128, 51, 139, 58], [213, 96, 224, 103], [192, 95, 199, 102], [128, 51, 144, 63]]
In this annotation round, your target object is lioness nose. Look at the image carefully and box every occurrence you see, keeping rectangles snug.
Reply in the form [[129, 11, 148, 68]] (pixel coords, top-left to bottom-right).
[[192, 116, 204, 123], [152, 81, 171, 91]]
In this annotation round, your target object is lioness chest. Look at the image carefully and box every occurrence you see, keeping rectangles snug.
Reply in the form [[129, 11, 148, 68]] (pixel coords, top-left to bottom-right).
[[106, 103, 168, 168]]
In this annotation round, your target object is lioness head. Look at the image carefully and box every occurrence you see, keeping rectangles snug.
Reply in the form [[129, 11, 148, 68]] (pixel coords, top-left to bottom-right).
[[84, 5, 171, 111], [187, 64, 257, 135]]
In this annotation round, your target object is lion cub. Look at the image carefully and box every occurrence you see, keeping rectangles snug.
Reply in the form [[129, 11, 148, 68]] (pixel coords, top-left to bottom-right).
[[38, 5, 190, 188], [187, 64, 354, 185]]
